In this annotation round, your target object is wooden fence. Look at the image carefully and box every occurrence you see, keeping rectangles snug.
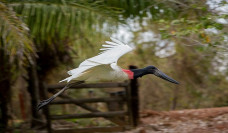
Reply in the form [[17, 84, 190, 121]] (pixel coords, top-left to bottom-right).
[[41, 74, 139, 133]]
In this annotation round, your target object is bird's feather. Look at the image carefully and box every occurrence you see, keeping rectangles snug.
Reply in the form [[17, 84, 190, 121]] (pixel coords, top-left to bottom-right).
[[73, 63, 128, 82], [60, 37, 133, 82]]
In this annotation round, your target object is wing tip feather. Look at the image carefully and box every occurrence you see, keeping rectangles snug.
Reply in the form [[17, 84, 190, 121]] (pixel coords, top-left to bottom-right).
[[99, 37, 133, 53], [110, 37, 126, 45]]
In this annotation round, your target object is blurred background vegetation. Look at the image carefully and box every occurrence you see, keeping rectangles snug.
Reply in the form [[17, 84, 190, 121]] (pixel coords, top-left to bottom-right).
[[0, 0, 228, 131]]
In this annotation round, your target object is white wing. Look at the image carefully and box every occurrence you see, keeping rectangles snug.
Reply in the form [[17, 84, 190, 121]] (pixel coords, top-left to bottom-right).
[[60, 37, 134, 82]]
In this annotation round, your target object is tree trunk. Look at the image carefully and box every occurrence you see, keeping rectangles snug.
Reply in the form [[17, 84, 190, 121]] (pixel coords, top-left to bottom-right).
[[0, 80, 10, 132], [27, 61, 43, 127], [0, 49, 11, 132]]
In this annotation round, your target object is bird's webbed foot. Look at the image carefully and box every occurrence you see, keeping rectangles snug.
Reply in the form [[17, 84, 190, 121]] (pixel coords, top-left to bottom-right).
[[37, 97, 55, 110]]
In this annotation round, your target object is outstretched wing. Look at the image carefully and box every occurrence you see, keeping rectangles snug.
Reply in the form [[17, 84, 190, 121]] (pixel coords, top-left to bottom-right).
[[60, 37, 134, 82]]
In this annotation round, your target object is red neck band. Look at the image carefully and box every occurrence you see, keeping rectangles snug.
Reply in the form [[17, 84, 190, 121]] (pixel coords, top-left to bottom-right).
[[122, 69, 134, 79]]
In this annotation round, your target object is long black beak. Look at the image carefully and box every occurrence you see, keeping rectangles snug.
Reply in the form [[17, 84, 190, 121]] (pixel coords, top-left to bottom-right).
[[153, 69, 179, 84]]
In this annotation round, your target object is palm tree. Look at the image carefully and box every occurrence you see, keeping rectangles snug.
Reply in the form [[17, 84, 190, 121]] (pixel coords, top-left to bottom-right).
[[0, 0, 120, 129], [0, 2, 35, 130]]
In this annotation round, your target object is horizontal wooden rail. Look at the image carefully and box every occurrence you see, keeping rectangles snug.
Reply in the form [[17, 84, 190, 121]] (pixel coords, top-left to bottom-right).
[[53, 126, 125, 133], [49, 92, 126, 125], [51, 111, 127, 120], [47, 82, 129, 89], [50, 97, 125, 104]]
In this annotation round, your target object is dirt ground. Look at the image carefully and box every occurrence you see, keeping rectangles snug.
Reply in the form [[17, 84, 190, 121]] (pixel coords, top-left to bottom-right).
[[124, 107, 228, 133], [12, 107, 228, 133]]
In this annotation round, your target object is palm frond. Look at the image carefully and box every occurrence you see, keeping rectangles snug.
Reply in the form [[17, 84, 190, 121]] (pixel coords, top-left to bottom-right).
[[0, 2, 35, 64], [6, 0, 121, 45]]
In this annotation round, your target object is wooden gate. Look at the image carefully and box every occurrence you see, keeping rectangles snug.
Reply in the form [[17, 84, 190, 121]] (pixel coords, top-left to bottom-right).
[[41, 77, 139, 133]]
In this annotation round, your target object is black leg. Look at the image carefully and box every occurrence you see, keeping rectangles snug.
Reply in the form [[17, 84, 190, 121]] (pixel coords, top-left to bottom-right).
[[37, 81, 84, 111], [37, 85, 69, 110], [37, 96, 55, 110]]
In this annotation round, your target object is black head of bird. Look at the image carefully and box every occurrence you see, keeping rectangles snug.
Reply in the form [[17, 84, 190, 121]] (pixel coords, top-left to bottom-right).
[[131, 65, 179, 84]]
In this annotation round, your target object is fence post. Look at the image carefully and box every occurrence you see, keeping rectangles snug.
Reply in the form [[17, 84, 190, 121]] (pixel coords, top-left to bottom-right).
[[129, 65, 139, 127], [40, 82, 52, 133]]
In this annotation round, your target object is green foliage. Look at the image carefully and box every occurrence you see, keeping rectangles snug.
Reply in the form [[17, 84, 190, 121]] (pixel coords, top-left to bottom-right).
[[8, 0, 120, 45], [0, 0, 122, 77], [0, 2, 34, 65], [116, 0, 228, 110]]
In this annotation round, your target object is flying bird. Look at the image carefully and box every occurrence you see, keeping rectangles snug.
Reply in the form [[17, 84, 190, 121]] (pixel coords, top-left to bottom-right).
[[37, 37, 179, 110]]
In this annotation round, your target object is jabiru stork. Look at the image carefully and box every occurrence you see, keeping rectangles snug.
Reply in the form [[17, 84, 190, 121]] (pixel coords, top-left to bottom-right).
[[37, 37, 179, 110]]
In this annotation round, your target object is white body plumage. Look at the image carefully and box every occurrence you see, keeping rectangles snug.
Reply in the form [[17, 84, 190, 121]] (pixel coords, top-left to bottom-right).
[[60, 37, 134, 83]]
